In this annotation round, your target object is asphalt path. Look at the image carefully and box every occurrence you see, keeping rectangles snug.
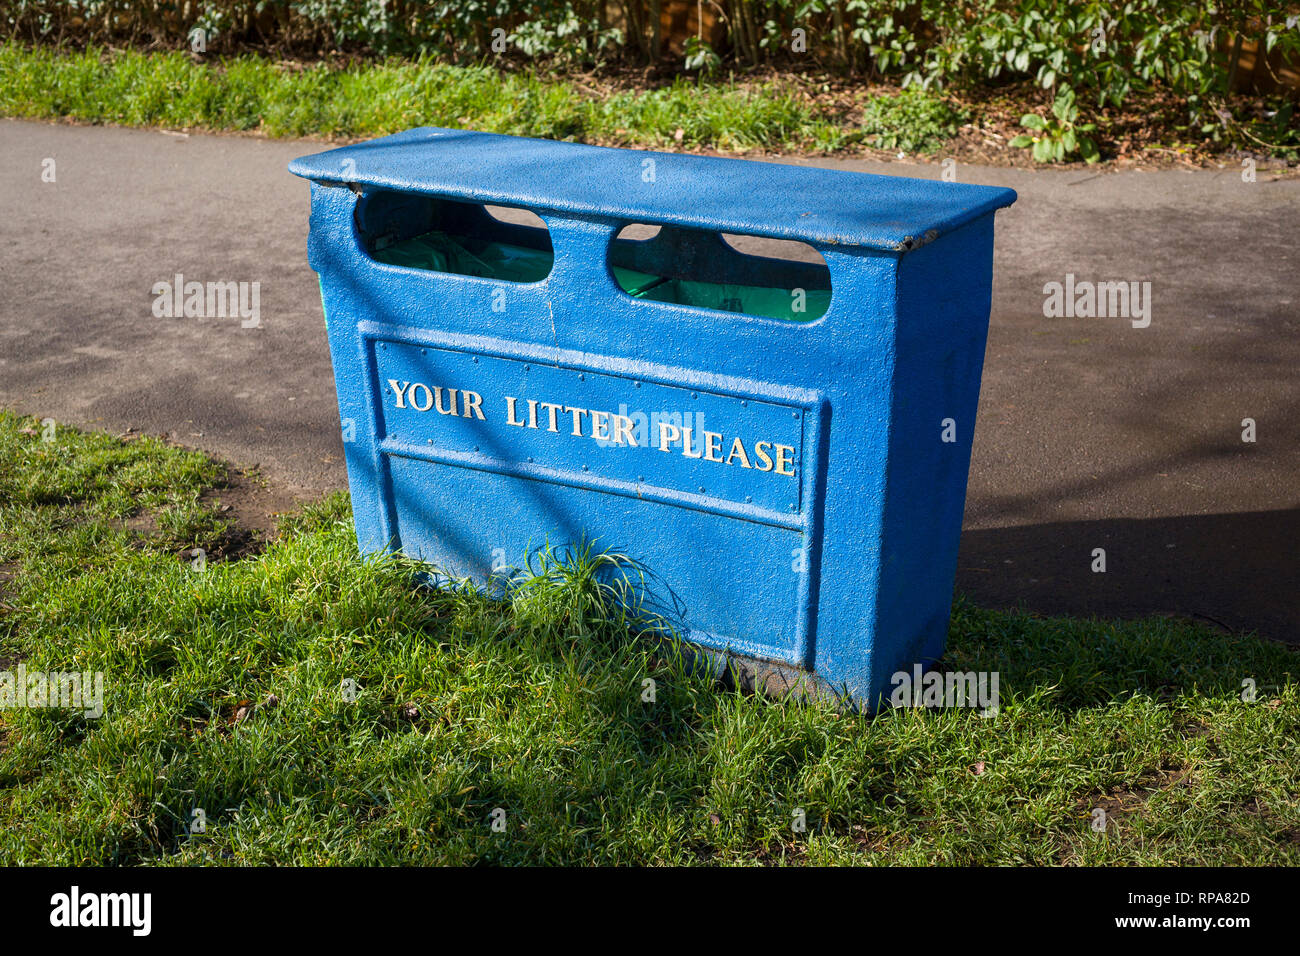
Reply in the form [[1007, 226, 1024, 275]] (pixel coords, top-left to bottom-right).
[[2, 119, 1297, 642]]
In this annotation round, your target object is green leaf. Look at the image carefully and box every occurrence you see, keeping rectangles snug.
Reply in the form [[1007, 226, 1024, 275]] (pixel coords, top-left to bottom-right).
[[1009, 134, 1034, 148], [1052, 87, 1076, 122], [1032, 138, 1053, 162], [1021, 113, 1045, 130]]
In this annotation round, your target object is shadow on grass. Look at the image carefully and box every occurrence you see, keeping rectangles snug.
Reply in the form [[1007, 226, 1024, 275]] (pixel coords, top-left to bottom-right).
[[941, 594, 1297, 712]]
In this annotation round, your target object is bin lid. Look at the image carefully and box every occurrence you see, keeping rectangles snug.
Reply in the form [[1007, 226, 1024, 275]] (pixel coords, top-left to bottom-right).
[[289, 126, 1016, 253]]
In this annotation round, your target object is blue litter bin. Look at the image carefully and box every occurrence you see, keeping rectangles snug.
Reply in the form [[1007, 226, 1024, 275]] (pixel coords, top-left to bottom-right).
[[289, 127, 1015, 707]]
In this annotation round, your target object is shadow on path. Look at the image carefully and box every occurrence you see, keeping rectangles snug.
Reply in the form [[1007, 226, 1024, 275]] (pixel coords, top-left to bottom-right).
[[958, 507, 1299, 644]]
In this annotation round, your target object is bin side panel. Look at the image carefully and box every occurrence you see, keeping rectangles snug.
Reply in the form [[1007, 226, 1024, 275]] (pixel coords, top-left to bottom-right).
[[309, 183, 395, 554], [768, 249, 902, 701], [873, 216, 997, 697]]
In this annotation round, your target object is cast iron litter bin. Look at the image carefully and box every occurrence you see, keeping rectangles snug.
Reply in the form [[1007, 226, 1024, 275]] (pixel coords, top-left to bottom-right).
[[290, 127, 1016, 707]]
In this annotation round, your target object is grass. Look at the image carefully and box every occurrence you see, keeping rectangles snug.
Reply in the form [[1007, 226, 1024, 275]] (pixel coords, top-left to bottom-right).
[[1, 408, 1298, 865], [0, 44, 963, 154]]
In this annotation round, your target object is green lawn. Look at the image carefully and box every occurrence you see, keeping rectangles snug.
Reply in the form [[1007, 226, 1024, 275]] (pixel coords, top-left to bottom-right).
[[0, 409, 1297, 865], [0, 44, 957, 154]]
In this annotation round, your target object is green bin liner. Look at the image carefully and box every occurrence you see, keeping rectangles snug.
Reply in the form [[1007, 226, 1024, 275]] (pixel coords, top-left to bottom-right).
[[372, 231, 553, 284], [372, 232, 829, 322]]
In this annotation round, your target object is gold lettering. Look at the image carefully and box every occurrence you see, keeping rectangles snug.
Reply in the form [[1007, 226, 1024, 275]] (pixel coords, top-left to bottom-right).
[[565, 406, 588, 437], [505, 396, 524, 427], [613, 415, 638, 447], [408, 383, 433, 412], [774, 444, 796, 476], [539, 402, 562, 432], [726, 436, 752, 468], [461, 390, 485, 420], [658, 421, 680, 452], [464, 378, 800, 481], [433, 386, 458, 416]]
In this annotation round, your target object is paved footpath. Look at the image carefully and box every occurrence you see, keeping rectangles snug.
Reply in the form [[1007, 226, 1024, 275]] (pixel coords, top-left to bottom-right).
[[2, 119, 1297, 642]]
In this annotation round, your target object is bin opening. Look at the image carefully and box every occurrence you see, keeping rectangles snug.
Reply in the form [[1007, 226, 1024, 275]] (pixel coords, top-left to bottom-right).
[[357, 191, 831, 321], [610, 223, 831, 322], [360, 192, 554, 284]]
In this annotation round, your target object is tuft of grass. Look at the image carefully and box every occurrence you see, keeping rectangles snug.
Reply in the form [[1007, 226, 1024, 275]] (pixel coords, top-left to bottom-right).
[[0, 409, 1298, 865], [859, 88, 968, 154]]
